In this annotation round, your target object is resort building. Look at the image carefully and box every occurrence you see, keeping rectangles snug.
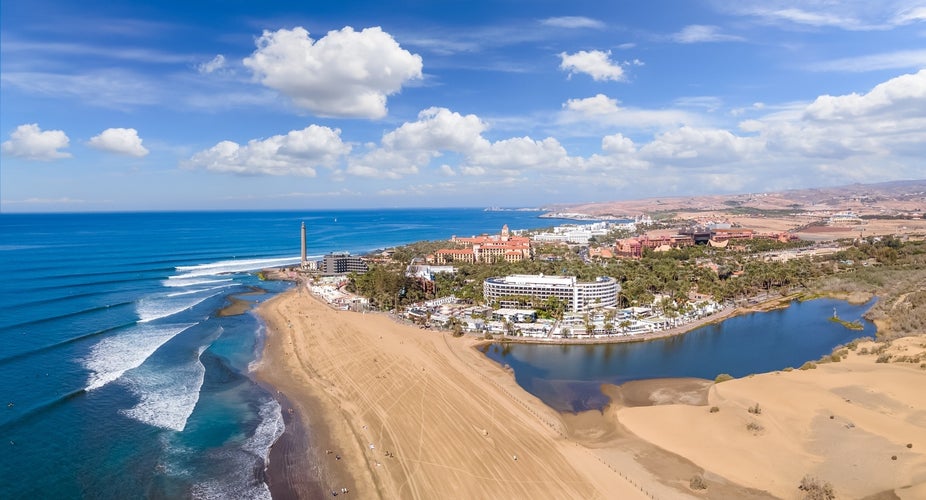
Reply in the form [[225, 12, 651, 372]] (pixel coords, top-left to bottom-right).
[[320, 252, 369, 275], [483, 274, 619, 313], [430, 224, 532, 264]]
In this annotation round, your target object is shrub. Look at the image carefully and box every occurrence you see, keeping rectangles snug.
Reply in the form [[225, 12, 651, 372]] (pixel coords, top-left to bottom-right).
[[689, 475, 707, 490], [876, 353, 892, 363], [783, 366, 794, 372], [709, 406, 720, 413], [746, 421, 764, 432], [715, 373, 734, 383], [748, 403, 762, 415], [799, 361, 817, 370], [892, 455, 897, 460], [483, 332, 494, 340], [859, 347, 869, 355], [798, 475, 835, 500], [907, 443, 913, 449]]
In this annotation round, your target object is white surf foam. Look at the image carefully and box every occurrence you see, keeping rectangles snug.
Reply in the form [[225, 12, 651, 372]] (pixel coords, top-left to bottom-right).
[[162, 277, 233, 288], [189, 400, 282, 500], [119, 344, 208, 432], [84, 323, 195, 391], [136, 291, 221, 323], [166, 283, 235, 298], [191, 472, 271, 500], [244, 399, 285, 458], [174, 256, 302, 280]]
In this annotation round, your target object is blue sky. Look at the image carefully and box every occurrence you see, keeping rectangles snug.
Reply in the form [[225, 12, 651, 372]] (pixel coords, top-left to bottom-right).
[[2, 0, 925, 212]]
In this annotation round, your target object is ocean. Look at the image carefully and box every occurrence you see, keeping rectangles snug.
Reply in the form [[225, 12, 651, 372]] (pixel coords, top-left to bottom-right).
[[0, 209, 558, 499]]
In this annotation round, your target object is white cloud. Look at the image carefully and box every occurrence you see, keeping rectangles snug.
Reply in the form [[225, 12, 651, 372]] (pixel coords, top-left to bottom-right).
[[672, 25, 744, 43], [243, 26, 423, 118], [559, 50, 626, 81], [88, 128, 149, 157], [726, 1, 926, 31], [184, 125, 350, 176], [639, 126, 764, 164], [803, 69, 926, 120], [197, 55, 226, 74], [467, 136, 574, 172], [811, 49, 926, 72], [895, 6, 926, 24], [348, 107, 488, 178], [1, 123, 71, 160], [540, 16, 605, 29], [561, 94, 693, 129], [383, 107, 488, 151], [1, 70, 160, 108], [601, 133, 637, 155]]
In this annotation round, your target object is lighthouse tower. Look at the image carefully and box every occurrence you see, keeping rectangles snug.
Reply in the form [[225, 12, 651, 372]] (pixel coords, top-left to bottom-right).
[[300, 222, 307, 268]]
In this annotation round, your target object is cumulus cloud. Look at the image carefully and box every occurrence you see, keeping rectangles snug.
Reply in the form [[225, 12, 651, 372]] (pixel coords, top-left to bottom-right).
[[348, 107, 488, 178], [562, 94, 693, 129], [803, 69, 926, 120], [383, 107, 488, 151], [467, 136, 574, 173], [197, 55, 226, 74], [672, 25, 743, 43], [243, 26, 423, 118], [559, 50, 626, 81], [88, 128, 149, 157], [184, 125, 350, 176], [540, 16, 605, 29], [1, 123, 71, 160], [639, 126, 764, 164]]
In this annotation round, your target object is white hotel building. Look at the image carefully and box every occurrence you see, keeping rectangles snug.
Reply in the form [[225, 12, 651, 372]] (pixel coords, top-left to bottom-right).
[[483, 274, 619, 313]]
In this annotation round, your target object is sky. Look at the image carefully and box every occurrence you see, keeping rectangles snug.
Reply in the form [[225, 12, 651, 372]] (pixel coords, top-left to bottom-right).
[[1, 0, 925, 212]]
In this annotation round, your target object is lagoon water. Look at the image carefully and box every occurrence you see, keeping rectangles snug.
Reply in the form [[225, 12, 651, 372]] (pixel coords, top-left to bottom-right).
[[0, 209, 557, 499], [483, 298, 876, 413]]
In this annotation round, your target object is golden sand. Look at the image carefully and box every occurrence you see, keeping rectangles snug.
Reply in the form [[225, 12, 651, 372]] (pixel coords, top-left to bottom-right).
[[256, 284, 926, 499]]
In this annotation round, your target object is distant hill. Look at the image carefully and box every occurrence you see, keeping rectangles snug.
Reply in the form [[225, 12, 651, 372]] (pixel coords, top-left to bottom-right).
[[556, 179, 926, 218]]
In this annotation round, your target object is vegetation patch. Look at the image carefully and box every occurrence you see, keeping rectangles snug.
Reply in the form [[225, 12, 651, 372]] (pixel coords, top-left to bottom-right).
[[798, 475, 835, 500], [689, 475, 708, 490], [714, 373, 734, 383], [828, 316, 864, 330]]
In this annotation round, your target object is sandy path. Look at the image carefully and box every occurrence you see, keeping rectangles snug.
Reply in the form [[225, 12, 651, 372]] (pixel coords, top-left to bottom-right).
[[256, 285, 654, 499]]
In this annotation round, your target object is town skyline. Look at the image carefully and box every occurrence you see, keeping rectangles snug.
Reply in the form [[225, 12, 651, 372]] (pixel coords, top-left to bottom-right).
[[2, 0, 925, 212]]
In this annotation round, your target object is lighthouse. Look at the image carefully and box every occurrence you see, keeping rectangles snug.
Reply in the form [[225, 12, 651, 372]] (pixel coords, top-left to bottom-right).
[[300, 222, 307, 268]]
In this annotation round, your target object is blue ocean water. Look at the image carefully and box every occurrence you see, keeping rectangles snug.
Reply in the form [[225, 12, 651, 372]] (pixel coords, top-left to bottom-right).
[[0, 209, 556, 499], [483, 298, 876, 413]]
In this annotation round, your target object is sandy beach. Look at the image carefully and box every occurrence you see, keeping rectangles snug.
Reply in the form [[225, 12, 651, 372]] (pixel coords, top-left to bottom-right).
[[255, 283, 926, 499]]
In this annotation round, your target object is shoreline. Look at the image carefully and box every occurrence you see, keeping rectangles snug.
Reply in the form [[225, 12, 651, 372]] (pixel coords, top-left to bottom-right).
[[252, 278, 919, 499], [254, 282, 657, 499]]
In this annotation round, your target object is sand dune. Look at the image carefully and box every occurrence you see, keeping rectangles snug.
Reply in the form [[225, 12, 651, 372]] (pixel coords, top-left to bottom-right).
[[618, 336, 926, 499]]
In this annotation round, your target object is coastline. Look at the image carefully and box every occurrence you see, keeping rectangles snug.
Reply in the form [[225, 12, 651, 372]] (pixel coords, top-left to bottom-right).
[[254, 282, 656, 499], [254, 279, 923, 499]]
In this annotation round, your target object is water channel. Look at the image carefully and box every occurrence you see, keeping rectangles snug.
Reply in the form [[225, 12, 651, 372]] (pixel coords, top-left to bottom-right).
[[482, 298, 876, 412]]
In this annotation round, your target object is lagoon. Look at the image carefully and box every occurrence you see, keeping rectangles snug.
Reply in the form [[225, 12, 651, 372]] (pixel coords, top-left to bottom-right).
[[482, 298, 876, 413]]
